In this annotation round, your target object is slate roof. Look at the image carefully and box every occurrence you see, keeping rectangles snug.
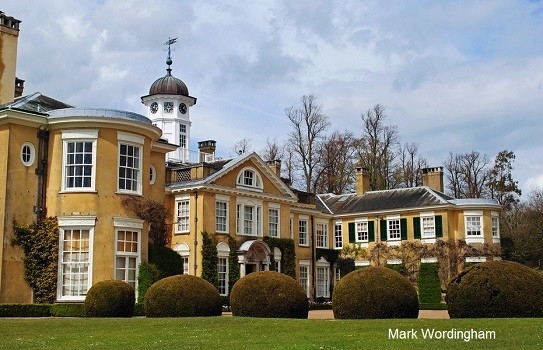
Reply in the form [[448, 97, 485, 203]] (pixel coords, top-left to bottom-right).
[[317, 187, 457, 215], [0, 92, 72, 113]]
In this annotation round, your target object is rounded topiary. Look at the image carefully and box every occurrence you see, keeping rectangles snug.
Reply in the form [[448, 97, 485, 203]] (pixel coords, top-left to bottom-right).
[[332, 266, 419, 319], [230, 271, 308, 318], [84, 279, 135, 317], [144, 274, 222, 317], [446, 260, 543, 318]]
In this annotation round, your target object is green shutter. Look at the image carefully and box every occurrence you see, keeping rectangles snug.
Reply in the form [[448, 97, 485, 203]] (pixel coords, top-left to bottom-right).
[[368, 221, 375, 242], [401, 218, 408, 240], [348, 222, 356, 243], [435, 215, 443, 238], [413, 217, 421, 239], [380, 220, 387, 241]]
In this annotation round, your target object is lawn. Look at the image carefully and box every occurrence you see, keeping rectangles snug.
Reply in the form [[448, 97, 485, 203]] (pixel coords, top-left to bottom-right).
[[0, 317, 541, 349]]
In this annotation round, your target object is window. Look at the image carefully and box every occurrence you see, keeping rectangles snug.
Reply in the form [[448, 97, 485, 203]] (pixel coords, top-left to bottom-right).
[[334, 222, 343, 249], [61, 130, 97, 192], [299, 261, 310, 297], [334, 265, 341, 283], [356, 221, 369, 242], [268, 206, 279, 237], [422, 216, 435, 238], [20, 142, 35, 166], [236, 167, 263, 191], [464, 211, 484, 243], [388, 219, 401, 240], [179, 124, 187, 148], [57, 216, 95, 301], [217, 243, 230, 296], [176, 199, 190, 233], [316, 222, 328, 248], [289, 215, 294, 239], [115, 229, 139, 290], [174, 243, 190, 275], [299, 218, 308, 246], [492, 212, 500, 242], [215, 201, 228, 233], [316, 258, 330, 298], [117, 132, 143, 194], [236, 198, 262, 236], [274, 247, 282, 273], [149, 165, 156, 185]]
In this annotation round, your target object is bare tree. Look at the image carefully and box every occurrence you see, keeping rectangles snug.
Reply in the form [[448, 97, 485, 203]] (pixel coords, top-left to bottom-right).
[[395, 142, 427, 188], [286, 95, 330, 193], [444, 151, 490, 198], [314, 130, 356, 194], [355, 104, 399, 190], [232, 137, 252, 156], [260, 137, 285, 162]]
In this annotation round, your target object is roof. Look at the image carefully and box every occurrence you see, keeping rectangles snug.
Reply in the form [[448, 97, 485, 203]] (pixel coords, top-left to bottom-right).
[[0, 92, 72, 113], [317, 187, 458, 215], [148, 69, 189, 96], [48, 108, 152, 124]]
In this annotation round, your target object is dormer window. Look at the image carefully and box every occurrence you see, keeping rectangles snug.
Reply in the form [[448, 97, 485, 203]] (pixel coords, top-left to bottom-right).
[[236, 167, 263, 192]]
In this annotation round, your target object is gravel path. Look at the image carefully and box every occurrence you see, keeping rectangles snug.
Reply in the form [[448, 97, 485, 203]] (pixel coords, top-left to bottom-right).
[[223, 310, 450, 319]]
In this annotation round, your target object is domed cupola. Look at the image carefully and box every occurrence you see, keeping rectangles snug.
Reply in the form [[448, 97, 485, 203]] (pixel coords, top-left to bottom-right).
[[141, 37, 197, 163]]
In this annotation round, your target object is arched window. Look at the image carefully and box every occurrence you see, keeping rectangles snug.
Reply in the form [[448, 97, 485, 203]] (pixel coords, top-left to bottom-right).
[[174, 243, 190, 275], [217, 242, 230, 296], [236, 167, 263, 192]]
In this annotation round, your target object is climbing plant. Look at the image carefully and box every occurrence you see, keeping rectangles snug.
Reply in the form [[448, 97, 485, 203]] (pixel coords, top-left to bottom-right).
[[11, 217, 59, 303], [263, 237, 296, 278], [121, 196, 170, 247], [201, 230, 218, 287]]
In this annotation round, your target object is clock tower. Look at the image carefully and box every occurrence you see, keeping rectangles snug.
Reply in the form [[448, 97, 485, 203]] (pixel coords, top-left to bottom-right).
[[141, 38, 197, 163]]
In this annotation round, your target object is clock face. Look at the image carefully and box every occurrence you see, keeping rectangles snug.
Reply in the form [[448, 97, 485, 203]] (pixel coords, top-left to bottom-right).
[[179, 103, 187, 114], [150, 102, 158, 114], [164, 102, 174, 113]]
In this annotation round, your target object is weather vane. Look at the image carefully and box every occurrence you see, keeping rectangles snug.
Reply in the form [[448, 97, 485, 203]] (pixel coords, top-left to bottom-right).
[[164, 37, 178, 73]]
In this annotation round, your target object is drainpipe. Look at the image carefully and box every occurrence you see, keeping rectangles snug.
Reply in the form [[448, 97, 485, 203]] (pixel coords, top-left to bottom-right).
[[310, 215, 316, 302], [34, 128, 49, 221], [193, 191, 199, 275]]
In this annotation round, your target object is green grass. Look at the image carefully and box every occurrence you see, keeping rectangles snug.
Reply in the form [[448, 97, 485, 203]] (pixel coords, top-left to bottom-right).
[[0, 317, 541, 349]]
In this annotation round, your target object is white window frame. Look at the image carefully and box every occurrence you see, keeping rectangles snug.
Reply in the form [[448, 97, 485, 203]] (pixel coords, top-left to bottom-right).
[[236, 167, 263, 192], [61, 130, 98, 192], [316, 221, 328, 248], [420, 212, 436, 239], [21, 142, 36, 166], [268, 203, 280, 238], [57, 216, 96, 302], [298, 216, 309, 246], [217, 242, 230, 296], [289, 215, 294, 239], [334, 221, 343, 249], [113, 218, 143, 293], [149, 164, 156, 185], [274, 247, 282, 273], [215, 195, 230, 234], [464, 210, 484, 243], [236, 198, 263, 237], [316, 257, 330, 298], [176, 196, 190, 234], [299, 260, 310, 298], [355, 218, 369, 243], [387, 216, 401, 241], [174, 242, 190, 275], [491, 211, 500, 243], [117, 132, 144, 195]]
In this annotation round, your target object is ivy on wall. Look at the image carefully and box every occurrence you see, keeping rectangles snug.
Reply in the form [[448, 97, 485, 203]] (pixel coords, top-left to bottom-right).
[[228, 247, 240, 292], [11, 217, 59, 303], [201, 230, 218, 287], [263, 237, 296, 279]]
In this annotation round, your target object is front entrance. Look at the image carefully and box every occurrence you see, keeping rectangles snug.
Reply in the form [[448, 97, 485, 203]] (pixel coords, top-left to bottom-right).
[[237, 240, 271, 277]]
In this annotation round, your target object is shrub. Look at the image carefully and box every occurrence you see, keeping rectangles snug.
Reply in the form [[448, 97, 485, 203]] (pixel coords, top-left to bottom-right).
[[50, 303, 85, 317], [84, 280, 135, 317], [230, 271, 308, 319], [201, 231, 218, 287], [418, 263, 442, 304], [446, 260, 543, 318], [148, 243, 183, 279], [0, 304, 51, 317], [144, 275, 222, 317], [333, 266, 419, 319], [137, 262, 160, 303]]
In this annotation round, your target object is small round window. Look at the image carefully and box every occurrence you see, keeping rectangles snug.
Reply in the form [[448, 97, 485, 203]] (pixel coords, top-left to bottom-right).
[[21, 142, 36, 166], [150, 164, 157, 185]]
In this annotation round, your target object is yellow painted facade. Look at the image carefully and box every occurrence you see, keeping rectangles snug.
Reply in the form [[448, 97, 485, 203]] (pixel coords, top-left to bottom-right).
[[0, 12, 21, 105]]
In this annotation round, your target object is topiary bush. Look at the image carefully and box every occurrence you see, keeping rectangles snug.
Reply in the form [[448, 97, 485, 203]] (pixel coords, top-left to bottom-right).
[[446, 260, 543, 318], [418, 263, 442, 304], [137, 262, 160, 303], [230, 271, 308, 319], [144, 275, 222, 317], [148, 243, 183, 279], [332, 266, 419, 319], [84, 280, 135, 317]]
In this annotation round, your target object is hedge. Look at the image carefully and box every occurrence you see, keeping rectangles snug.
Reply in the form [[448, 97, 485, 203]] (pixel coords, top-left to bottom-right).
[[50, 303, 85, 317], [0, 304, 51, 317], [263, 237, 296, 279], [418, 263, 442, 303]]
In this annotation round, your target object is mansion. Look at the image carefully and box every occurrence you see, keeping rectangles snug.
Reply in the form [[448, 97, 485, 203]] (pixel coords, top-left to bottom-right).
[[0, 11, 501, 303]]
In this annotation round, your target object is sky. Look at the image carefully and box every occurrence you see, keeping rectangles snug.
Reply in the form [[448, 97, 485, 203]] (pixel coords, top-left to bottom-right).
[[3, 0, 543, 195]]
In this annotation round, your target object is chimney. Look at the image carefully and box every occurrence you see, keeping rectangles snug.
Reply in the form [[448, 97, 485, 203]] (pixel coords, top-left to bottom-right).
[[198, 140, 216, 162], [355, 167, 371, 195], [422, 166, 444, 193], [266, 159, 281, 177]]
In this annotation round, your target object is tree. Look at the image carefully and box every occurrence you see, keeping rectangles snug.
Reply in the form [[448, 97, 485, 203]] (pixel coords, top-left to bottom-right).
[[355, 104, 399, 190], [286, 94, 330, 192], [444, 151, 490, 198], [232, 137, 252, 155], [314, 130, 356, 194], [394, 142, 427, 188], [488, 150, 522, 210], [260, 137, 284, 162]]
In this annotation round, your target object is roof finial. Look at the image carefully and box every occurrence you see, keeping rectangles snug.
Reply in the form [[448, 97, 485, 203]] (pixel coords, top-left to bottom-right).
[[164, 37, 178, 75]]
